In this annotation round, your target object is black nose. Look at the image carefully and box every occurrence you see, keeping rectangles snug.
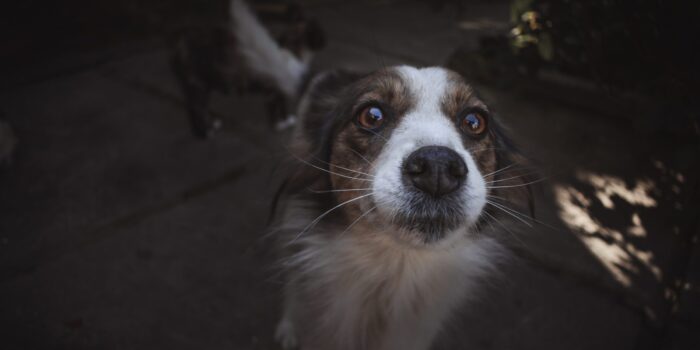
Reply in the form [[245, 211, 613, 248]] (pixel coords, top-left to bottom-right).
[[402, 146, 468, 197]]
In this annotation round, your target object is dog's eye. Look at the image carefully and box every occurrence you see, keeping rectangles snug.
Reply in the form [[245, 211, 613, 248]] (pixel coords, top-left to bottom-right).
[[460, 112, 487, 135], [357, 106, 384, 130]]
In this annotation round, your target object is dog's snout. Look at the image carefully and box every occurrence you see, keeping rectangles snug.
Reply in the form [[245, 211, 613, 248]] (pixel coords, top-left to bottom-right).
[[402, 146, 467, 197]]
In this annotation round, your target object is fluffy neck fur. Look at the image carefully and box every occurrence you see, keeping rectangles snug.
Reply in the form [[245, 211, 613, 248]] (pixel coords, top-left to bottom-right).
[[282, 217, 501, 350]]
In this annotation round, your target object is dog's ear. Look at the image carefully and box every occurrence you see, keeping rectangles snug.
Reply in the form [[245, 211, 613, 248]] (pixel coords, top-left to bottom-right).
[[489, 117, 537, 219], [282, 70, 367, 191], [297, 70, 366, 161], [267, 70, 368, 224]]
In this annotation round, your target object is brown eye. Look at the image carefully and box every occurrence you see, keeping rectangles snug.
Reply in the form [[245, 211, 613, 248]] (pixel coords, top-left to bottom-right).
[[357, 106, 385, 130], [460, 112, 487, 135]]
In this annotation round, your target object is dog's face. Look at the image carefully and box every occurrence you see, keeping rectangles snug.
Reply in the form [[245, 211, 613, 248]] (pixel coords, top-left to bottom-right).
[[295, 66, 525, 245]]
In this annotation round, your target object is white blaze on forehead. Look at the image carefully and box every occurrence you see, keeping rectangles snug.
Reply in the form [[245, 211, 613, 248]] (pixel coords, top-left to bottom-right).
[[372, 66, 487, 227], [391, 66, 463, 150]]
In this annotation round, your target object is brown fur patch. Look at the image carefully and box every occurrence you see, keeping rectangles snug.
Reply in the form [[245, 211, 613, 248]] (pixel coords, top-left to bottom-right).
[[327, 68, 415, 220]]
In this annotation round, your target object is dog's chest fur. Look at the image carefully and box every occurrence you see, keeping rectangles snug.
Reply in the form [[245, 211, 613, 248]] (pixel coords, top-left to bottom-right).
[[286, 223, 499, 350]]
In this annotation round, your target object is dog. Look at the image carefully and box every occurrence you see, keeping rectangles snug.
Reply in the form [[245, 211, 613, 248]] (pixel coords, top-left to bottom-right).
[[171, 0, 325, 138], [230, 1, 534, 349]]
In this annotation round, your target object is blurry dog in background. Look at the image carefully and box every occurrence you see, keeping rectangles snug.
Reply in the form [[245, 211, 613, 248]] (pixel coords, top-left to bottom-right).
[[228, 1, 533, 349], [171, 0, 325, 138]]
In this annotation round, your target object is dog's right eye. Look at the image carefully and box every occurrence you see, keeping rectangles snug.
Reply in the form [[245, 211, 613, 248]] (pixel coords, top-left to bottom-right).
[[357, 106, 385, 130]]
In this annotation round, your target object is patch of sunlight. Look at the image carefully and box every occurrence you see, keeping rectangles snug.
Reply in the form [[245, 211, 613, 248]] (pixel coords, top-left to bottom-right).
[[627, 213, 647, 237], [575, 171, 657, 209], [584, 238, 634, 286], [653, 158, 686, 185], [554, 184, 662, 287]]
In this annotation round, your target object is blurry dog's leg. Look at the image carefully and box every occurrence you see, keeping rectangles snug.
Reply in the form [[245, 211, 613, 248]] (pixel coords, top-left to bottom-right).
[[171, 40, 222, 139], [186, 83, 221, 139], [266, 92, 297, 131], [275, 281, 299, 349]]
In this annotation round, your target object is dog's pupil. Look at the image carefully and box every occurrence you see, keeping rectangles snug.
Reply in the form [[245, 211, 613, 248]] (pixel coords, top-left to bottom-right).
[[466, 114, 479, 129], [369, 107, 382, 122]]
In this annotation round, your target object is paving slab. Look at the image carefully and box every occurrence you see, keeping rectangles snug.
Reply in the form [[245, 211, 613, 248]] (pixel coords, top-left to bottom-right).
[[0, 63, 278, 280], [307, 0, 510, 66], [0, 167, 282, 350], [434, 258, 642, 350], [476, 84, 699, 325]]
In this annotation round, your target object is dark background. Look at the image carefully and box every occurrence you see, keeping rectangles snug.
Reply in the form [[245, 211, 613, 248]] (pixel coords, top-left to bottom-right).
[[1, 0, 699, 349]]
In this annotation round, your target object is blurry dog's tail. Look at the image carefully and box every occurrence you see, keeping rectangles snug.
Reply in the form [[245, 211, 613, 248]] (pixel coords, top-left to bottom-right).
[[230, 0, 308, 98]]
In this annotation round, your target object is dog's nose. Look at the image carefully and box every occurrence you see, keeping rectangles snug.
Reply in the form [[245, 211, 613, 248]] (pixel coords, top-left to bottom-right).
[[402, 146, 467, 197]]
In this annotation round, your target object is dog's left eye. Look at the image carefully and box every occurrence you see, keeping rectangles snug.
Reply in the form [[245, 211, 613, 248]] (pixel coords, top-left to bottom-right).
[[357, 106, 385, 130], [460, 112, 487, 135]]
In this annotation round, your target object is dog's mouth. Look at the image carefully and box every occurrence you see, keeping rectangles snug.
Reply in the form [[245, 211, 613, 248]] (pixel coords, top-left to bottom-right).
[[390, 191, 467, 243]]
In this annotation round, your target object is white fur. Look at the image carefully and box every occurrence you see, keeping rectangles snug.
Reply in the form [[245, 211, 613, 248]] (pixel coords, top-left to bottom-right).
[[230, 0, 309, 97], [282, 226, 501, 350], [373, 66, 487, 229]]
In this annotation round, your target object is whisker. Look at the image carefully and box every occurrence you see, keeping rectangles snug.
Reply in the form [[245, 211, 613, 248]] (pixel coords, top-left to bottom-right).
[[485, 194, 510, 201], [347, 147, 373, 166], [486, 196, 563, 232], [358, 126, 389, 143], [468, 146, 500, 153], [288, 152, 374, 182], [486, 177, 549, 189], [292, 193, 373, 242], [482, 163, 541, 179], [311, 156, 375, 178], [485, 172, 542, 184], [482, 210, 531, 249], [485, 200, 533, 227], [308, 188, 373, 194], [260, 226, 283, 241], [341, 206, 377, 235], [482, 164, 516, 178]]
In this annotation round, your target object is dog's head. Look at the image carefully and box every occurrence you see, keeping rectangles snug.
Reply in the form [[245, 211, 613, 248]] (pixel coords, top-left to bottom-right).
[[287, 66, 532, 245]]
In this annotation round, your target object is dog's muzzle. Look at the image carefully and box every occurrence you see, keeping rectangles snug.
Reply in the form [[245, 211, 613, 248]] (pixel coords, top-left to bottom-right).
[[391, 145, 469, 242]]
